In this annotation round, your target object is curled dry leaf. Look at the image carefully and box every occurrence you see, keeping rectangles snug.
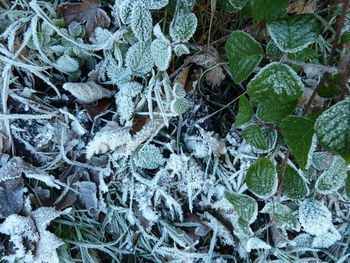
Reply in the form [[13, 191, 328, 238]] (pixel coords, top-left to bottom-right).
[[62, 81, 115, 103], [58, 0, 110, 37]]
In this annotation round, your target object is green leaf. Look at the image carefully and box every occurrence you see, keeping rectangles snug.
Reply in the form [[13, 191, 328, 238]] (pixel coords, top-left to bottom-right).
[[224, 192, 258, 224], [267, 14, 319, 53], [261, 202, 300, 230], [252, 0, 289, 21], [133, 144, 165, 169], [315, 99, 350, 157], [229, 0, 249, 9], [282, 166, 308, 200], [225, 31, 263, 83], [257, 101, 296, 123], [237, 217, 254, 236], [170, 98, 189, 114], [219, 0, 239, 13], [345, 173, 350, 199], [247, 63, 304, 105], [125, 42, 154, 75], [131, 2, 153, 42], [246, 158, 278, 199], [281, 116, 315, 170], [315, 156, 347, 194], [242, 125, 269, 150], [234, 96, 253, 127], [151, 38, 172, 71]]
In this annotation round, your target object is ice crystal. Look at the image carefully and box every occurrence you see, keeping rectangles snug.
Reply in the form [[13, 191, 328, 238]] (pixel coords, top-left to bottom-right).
[[299, 199, 332, 236]]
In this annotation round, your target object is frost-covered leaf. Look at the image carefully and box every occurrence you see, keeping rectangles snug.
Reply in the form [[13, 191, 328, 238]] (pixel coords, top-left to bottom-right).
[[312, 152, 333, 170], [169, 12, 197, 42], [261, 203, 300, 230], [73, 181, 99, 217], [299, 199, 332, 235], [106, 65, 134, 86], [242, 125, 269, 150], [173, 82, 186, 98], [234, 95, 253, 127], [312, 225, 341, 248], [315, 156, 347, 194], [345, 173, 350, 199], [62, 81, 114, 103], [246, 237, 271, 252], [281, 116, 314, 170], [257, 101, 296, 123], [118, 0, 133, 24], [314, 99, 350, 157], [225, 31, 263, 83], [151, 38, 172, 71], [246, 158, 278, 199], [224, 192, 258, 224], [125, 41, 154, 74], [119, 81, 143, 97], [267, 14, 319, 53], [282, 166, 308, 200], [174, 43, 190, 56], [148, 0, 169, 9], [116, 93, 134, 122], [0, 207, 66, 263], [252, 0, 288, 21], [236, 217, 254, 236], [247, 62, 304, 105], [0, 157, 25, 218], [228, 0, 249, 9], [133, 144, 165, 169], [55, 54, 79, 73], [131, 1, 152, 41], [171, 98, 189, 114], [68, 20, 83, 36]]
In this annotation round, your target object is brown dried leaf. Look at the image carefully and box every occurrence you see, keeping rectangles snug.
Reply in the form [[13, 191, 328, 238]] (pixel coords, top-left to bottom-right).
[[287, 0, 317, 14], [83, 97, 114, 119], [58, 0, 110, 36]]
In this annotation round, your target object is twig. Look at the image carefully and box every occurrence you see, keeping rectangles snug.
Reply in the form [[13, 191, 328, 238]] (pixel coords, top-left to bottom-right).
[[277, 151, 290, 196], [339, 45, 350, 98]]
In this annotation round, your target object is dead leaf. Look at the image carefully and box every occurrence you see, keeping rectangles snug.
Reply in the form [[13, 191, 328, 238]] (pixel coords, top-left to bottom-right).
[[0, 157, 25, 218], [287, 0, 317, 14], [83, 97, 114, 119], [58, 0, 111, 37]]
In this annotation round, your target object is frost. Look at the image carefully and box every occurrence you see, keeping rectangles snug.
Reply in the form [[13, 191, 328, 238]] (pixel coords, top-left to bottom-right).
[[311, 225, 341, 248], [73, 181, 99, 217], [86, 122, 132, 159], [315, 99, 350, 156], [106, 64, 134, 86], [62, 81, 114, 103], [312, 152, 333, 170], [118, 0, 133, 24], [171, 98, 189, 114], [151, 38, 172, 71], [0, 207, 66, 263], [174, 43, 190, 56], [131, 1, 152, 42], [225, 192, 258, 224], [148, 0, 169, 10], [68, 20, 83, 37], [118, 81, 142, 97], [125, 41, 154, 75], [170, 12, 197, 42], [261, 203, 300, 230], [246, 237, 271, 252], [90, 27, 113, 47], [315, 155, 347, 194], [55, 54, 79, 73], [172, 82, 186, 98], [133, 144, 165, 169], [116, 93, 134, 123], [299, 199, 332, 236]]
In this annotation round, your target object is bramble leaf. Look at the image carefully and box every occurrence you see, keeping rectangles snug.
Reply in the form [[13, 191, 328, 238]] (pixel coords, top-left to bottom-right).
[[225, 192, 258, 224], [315, 156, 347, 194], [234, 95, 253, 127], [246, 158, 278, 199], [225, 31, 263, 83], [267, 14, 319, 53], [133, 144, 165, 169], [151, 38, 172, 71], [281, 116, 315, 170], [314, 99, 350, 157], [282, 166, 308, 200], [242, 125, 269, 150], [125, 41, 154, 75], [257, 101, 296, 123], [169, 12, 197, 42], [252, 0, 289, 21], [131, 1, 153, 41]]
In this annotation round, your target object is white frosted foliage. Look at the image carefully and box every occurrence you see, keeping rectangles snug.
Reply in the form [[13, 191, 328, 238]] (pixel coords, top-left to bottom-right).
[[62, 81, 114, 103], [133, 144, 165, 169], [315, 156, 347, 194], [246, 237, 271, 252], [116, 93, 135, 123], [299, 199, 332, 236], [131, 1, 152, 41], [311, 225, 341, 248], [125, 41, 154, 75], [170, 13, 197, 42], [56, 54, 79, 73], [151, 38, 172, 71]]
